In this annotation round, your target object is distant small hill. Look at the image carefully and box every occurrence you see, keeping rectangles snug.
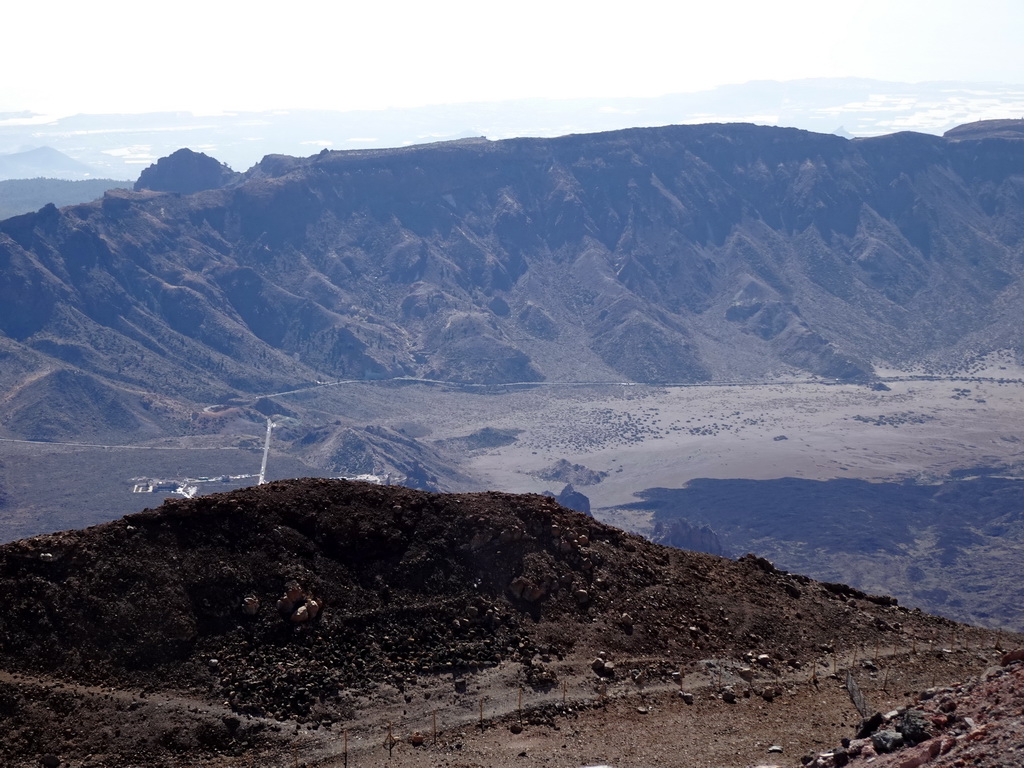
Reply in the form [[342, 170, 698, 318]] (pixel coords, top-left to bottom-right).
[[0, 146, 105, 181], [0, 177, 130, 220]]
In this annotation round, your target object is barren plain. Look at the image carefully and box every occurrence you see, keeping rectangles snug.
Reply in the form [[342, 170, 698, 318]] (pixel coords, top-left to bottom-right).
[[5, 360, 1024, 535]]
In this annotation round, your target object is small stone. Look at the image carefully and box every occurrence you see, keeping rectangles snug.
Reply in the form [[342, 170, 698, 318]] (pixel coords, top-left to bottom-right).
[[241, 595, 260, 615], [872, 729, 904, 754], [508, 576, 531, 599], [721, 687, 737, 703], [768, 745, 784, 753], [678, 691, 694, 704], [738, 667, 755, 681], [277, 597, 294, 615], [305, 599, 321, 620], [524, 585, 547, 602], [41, 756, 60, 768], [409, 731, 425, 746], [510, 723, 523, 734]]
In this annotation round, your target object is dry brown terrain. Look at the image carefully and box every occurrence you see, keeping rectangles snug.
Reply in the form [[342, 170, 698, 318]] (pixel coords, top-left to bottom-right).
[[0, 479, 1020, 767]]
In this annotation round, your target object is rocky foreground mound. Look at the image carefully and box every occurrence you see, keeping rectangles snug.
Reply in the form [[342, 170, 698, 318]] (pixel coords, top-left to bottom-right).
[[0, 479, 1019, 767]]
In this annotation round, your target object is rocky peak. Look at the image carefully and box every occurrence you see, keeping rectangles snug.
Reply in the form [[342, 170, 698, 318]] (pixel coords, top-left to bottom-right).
[[134, 148, 240, 194]]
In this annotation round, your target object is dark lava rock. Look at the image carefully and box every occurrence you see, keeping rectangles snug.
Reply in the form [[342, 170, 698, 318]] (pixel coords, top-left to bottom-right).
[[897, 708, 933, 745], [857, 711, 885, 739], [871, 729, 904, 754], [556, 484, 591, 516]]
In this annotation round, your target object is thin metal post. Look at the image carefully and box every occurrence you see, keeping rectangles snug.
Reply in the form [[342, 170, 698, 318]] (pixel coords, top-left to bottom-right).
[[258, 418, 274, 485]]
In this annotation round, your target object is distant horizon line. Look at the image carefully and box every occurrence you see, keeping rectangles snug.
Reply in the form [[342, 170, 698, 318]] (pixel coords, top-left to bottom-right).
[[4, 75, 1024, 122]]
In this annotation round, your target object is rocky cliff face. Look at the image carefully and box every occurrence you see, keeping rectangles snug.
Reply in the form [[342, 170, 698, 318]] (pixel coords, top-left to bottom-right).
[[652, 517, 726, 557], [2, 122, 1024, 420]]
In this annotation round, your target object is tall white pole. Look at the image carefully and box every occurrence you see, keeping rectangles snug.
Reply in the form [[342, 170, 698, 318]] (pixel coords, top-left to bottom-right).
[[258, 418, 274, 485]]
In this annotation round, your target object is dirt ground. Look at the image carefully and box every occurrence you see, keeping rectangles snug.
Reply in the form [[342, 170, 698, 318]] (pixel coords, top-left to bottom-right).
[[0, 479, 1020, 767], [459, 372, 1024, 511]]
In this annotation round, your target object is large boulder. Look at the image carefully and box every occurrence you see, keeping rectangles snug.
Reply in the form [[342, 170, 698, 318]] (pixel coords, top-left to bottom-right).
[[557, 484, 591, 516]]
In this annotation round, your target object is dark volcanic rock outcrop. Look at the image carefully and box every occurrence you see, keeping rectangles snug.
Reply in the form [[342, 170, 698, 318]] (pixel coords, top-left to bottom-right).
[[555, 483, 592, 515], [134, 147, 240, 194], [0, 479, 952, 697], [0, 479, 1007, 767]]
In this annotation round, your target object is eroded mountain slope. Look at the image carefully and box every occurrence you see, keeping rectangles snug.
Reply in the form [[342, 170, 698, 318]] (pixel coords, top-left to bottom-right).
[[2, 123, 1024, 419]]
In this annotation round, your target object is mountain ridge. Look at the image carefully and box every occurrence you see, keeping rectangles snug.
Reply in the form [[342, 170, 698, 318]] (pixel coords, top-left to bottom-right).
[[3, 120, 1024, 419]]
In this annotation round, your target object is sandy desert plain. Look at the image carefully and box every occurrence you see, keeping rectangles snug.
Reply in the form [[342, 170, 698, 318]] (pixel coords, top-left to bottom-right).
[[3, 357, 1024, 546], [380, 361, 1024, 527]]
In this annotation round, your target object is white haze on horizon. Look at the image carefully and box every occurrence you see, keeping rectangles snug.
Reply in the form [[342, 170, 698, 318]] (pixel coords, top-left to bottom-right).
[[3, 0, 1024, 116]]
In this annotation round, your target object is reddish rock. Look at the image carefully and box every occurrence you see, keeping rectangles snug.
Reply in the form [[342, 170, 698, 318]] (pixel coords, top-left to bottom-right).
[[999, 648, 1024, 665]]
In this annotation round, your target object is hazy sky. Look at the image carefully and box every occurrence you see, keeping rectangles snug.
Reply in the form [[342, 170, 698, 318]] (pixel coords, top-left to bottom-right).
[[4, 0, 1024, 115]]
